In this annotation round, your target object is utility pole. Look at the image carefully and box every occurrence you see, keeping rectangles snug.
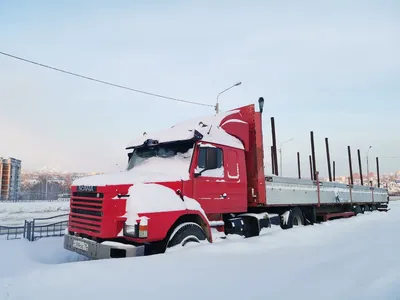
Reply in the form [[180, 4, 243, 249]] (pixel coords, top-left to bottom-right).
[[279, 138, 294, 176], [45, 177, 48, 200]]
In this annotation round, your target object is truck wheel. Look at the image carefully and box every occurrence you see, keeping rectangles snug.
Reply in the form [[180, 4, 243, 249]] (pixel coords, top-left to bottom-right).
[[167, 222, 207, 248], [353, 205, 362, 215], [280, 207, 305, 229]]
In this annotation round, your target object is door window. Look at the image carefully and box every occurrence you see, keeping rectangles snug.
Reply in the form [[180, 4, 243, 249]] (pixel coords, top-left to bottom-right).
[[195, 146, 224, 178]]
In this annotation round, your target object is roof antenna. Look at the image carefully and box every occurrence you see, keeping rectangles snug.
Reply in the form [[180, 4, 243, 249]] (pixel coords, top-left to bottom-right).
[[207, 125, 213, 135]]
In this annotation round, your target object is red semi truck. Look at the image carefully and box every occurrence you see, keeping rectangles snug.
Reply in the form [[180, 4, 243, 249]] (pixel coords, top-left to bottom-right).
[[64, 98, 389, 259]]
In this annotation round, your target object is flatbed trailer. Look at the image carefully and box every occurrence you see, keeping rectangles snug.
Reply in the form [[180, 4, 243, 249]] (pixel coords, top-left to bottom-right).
[[261, 175, 388, 226]]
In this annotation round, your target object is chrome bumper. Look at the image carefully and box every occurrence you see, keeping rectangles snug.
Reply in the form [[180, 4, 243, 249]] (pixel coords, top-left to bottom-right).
[[64, 233, 145, 260]]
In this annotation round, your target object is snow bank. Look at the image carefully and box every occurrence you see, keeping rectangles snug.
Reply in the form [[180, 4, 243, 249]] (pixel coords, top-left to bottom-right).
[[0, 201, 69, 215], [0, 203, 399, 300], [0, 238, 86, 278], [0, 201, 70, 226]]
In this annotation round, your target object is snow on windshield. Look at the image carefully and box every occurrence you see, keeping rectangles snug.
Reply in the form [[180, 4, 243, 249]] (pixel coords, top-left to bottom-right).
[[73, 142, 195, 186], [127, 140, 194, 171], [127, 147, 194, 180]]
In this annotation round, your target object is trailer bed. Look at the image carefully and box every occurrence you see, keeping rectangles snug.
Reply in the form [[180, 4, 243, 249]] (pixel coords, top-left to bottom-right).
[[265, 176, 388, 206]]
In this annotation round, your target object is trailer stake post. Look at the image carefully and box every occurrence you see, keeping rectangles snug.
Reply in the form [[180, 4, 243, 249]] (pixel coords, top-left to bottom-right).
[[376, 157, 380, 188], [271, 146, 275, 175], [347, 146, 354, 185], [297, 152, 301, 179], [332, 160, 336, 181], [271, 117, 278, 176], [357, 149, 364, 185], [325, 137, 332, 181], [310, 131, 316, 180]]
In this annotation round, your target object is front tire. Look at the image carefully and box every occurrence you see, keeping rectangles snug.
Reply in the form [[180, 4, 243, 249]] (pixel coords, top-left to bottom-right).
[[167, 222, 207, 248]]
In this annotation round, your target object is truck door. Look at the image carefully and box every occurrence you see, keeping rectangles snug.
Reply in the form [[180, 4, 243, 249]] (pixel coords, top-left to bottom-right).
[[192, 144, 227, 213], [224, 149, 247, 212]]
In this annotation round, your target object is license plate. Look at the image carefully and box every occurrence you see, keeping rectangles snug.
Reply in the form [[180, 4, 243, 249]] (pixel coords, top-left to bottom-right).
[[72, 240, 89, 252]]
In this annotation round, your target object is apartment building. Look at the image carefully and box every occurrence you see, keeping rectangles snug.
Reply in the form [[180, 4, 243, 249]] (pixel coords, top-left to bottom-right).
[[0, 157, 22, 201]]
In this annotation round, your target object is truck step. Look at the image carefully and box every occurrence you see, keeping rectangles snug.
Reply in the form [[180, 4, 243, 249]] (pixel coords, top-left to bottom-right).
[[209, 221, 225, 227]]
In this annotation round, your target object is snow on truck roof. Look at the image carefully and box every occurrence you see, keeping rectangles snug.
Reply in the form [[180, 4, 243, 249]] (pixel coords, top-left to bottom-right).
[[126, 109, 245, 150]]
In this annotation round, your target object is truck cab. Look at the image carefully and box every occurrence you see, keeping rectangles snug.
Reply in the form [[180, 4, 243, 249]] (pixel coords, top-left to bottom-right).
[[64, 102, 267, 259]]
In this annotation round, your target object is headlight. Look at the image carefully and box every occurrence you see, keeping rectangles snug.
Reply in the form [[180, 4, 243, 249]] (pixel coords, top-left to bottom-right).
[[123, 224, 137, 237], [123, 217, 149, 238]]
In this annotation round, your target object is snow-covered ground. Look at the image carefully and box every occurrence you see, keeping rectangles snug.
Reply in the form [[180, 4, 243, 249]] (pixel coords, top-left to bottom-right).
[[0, 201, 70, 226], [0, 202, 399, 300]]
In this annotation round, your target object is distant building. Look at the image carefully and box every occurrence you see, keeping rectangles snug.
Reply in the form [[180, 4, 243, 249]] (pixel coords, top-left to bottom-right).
[[0, 157, 22, 201]]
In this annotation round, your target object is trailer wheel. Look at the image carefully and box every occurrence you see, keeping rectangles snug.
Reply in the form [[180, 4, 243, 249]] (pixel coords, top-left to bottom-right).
[[167, 222, 207, 249], [280, 207, 305, 229], [353, 205, 362, 215]]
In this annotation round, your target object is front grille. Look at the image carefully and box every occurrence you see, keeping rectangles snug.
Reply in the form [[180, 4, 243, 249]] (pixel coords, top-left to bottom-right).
[[69, 193, 103, 234], [72, 191, 104, 198]]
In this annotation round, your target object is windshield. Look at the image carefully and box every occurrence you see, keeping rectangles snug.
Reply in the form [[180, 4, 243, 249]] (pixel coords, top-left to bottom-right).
[[127, 140, 194, 171]]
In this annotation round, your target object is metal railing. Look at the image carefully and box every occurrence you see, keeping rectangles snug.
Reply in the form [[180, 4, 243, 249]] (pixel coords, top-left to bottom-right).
[[0, 224, 25, 240], [0, 213, 69, 241], [0, 199, 70, 203]]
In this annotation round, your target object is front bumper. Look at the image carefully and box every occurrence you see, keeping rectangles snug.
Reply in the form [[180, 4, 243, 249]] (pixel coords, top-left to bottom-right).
[[64, 233, 145, 260]]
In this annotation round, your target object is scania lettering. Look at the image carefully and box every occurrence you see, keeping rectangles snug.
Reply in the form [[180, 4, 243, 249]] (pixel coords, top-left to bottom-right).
[[77, 185, 97, 192], [64, 98, 389, 260]]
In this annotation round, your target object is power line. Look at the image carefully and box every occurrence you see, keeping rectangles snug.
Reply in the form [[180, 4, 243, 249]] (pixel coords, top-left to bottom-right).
[[0, 51, 214, 108]]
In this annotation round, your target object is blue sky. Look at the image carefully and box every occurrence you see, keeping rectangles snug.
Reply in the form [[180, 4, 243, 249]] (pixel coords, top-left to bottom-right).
[[0, 0, 399, 177]]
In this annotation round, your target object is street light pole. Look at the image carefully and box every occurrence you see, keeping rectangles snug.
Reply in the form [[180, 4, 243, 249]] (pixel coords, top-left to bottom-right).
[[45, 177, 48, 200], [366, 145, 372, 185], [279, 138, 294, 176], [215, 82, 242, 114]]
